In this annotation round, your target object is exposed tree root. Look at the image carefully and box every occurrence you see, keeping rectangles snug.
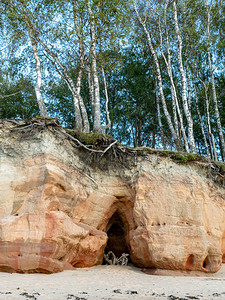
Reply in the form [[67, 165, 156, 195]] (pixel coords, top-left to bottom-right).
[[0, 117, 224, 186]]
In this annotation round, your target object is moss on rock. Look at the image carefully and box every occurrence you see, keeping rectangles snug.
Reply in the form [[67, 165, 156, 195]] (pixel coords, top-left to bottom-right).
[[65, 130, 113, 146]]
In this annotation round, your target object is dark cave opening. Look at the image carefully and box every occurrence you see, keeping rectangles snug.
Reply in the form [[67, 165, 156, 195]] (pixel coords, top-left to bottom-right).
[[202, 255, 211, 271], [104, 211, 130, 261]]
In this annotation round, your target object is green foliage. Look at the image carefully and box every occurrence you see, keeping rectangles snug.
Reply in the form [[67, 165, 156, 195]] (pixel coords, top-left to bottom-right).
[[0, 0, 225, 159], [134, 147, 205, 162], [0, 75, 39, 119], [105, 48, 157, 147], [46, 80, 75, 128], [215, 162, 225, 172]]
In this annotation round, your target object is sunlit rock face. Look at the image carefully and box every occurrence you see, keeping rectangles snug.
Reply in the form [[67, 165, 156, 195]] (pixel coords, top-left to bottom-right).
[[130, 172, 225, 273], [0, 212, 107, 273], [0, 120, 224, 273]]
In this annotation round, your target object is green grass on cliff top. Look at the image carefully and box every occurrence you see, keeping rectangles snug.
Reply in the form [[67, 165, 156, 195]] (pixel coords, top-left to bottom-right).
[[1, 117, 225, 170], [65, 129, 223, 166]]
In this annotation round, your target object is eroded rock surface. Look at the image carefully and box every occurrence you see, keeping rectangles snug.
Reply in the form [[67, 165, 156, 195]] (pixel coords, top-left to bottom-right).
[[0, 211, 106, 273], [0, 119, 224, 273]]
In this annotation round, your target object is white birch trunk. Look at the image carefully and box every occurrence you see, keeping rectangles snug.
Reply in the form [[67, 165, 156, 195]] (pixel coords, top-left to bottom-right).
[[159, 7, 189, 152], [101, 68, 111, 131], [73, 4, 90, 132], [22, 3, 48, 117], [30, 33, 48, 117], [88, 0, 101, 132], [132, 0, 181, 150], [203, 81, 217, 160], [155, 78, 166, 150], [206, 1, 225, 159], [35, 36, 83, 130], [186, 64, 192, 111], [158, 17, 178, 138], [173, 1, 196, 153], [193, 83, 210, 158], [86, 64, 95, 120], [30, 2, 90, 131], [208, 58, 225, 159], [76, 67, 90, 132]]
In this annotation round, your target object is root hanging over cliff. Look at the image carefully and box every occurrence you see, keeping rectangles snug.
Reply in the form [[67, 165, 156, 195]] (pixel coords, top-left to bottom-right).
[[0, 117, 139, 169], [0, 117, 224, 185]]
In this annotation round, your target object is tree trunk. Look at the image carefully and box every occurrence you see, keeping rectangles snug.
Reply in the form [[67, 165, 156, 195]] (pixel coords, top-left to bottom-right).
[[35, 35, 84, 131], [133, 0, 181, 150], [208, 50, 225, 160], [206, 1, 225, 160], [86, 64, 95, 121], [159, 5, 178, 138], [88, 1, 101, 132], [22, 2, 48, 117], [193, 83, 210, 158], [73, 5, 90, 132], [29, 32, 48, 117], [186, 63, 192, 111], [203, 81, 217, 160], [76, 67, 90, 132], [173, 1, 196, 153], [155, 78, 166, 150], [101, 68, 111, 131], [138, 119, 142, 147], [159, 7, 188, 152]]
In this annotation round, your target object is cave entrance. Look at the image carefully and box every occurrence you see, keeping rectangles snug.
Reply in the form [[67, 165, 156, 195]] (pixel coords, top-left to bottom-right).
[[104, 211, 130, 262]]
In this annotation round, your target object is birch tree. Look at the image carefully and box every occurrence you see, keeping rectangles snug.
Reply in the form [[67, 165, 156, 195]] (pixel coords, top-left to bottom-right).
[[3, 0, 48, 117], [173, 0, 196, 153], [1, 0, 224, 157], [155, 77, 166, 150], [87, 0, 101, 132], [201, 79, 218, 160], [26, 0, 90, 131], [101, 67, 111, 130], [193, 82, 210, 158], [206, 0, 225, 159], [158, 1, 189, 152], [132, 0, 182, 151]]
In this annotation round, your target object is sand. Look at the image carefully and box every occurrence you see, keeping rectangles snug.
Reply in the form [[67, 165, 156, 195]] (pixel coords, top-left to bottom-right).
[[1, 264, 225, 300]]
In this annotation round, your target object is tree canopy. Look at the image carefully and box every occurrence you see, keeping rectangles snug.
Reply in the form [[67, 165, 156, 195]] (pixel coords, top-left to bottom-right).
[[0, 0, 225, 160]]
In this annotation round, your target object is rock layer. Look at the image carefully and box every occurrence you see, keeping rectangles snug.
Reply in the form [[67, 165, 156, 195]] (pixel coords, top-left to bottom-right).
[[0, 119, 225, 273], [0, 211, 107, 273]]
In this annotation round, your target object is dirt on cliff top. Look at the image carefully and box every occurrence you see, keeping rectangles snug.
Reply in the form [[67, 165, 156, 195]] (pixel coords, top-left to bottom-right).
[[0, 117, 224, 187]]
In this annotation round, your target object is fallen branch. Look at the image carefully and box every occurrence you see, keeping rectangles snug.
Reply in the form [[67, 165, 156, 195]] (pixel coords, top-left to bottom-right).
[[104, 251, 129, 266]]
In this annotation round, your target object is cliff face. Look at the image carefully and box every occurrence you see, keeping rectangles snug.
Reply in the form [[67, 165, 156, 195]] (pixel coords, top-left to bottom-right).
[[0, 119, 225, 273]]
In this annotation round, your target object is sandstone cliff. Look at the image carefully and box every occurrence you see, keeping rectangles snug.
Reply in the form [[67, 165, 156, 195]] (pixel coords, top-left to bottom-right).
[[0, 118, 224, 273]]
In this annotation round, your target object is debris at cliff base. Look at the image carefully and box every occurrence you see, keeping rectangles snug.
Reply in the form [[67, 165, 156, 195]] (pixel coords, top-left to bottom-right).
[[103, 251, 129, 266]]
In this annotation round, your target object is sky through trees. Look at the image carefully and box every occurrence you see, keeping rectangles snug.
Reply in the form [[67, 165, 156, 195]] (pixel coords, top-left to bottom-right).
[[0, 0, 225, 160]]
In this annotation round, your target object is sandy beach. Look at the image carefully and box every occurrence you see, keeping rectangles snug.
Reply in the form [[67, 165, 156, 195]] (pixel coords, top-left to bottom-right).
[[0, 264, 225, 300]]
